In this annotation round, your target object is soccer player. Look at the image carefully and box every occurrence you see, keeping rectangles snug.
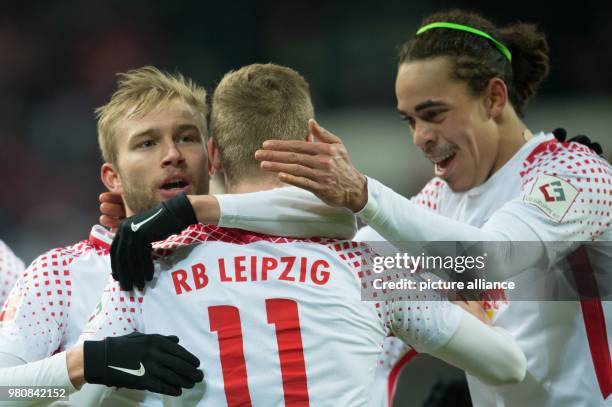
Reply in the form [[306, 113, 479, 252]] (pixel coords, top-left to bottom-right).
[[251, 10, 612, 407], [0, 66, 357, 404], [0, 67, 212, 404], [0, 240, 24, 306], [87, 63, 527, 406]]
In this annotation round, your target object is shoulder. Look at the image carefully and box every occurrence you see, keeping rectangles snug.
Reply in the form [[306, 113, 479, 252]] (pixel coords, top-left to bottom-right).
[[14, 233, 109, 297], [0, 239, 104, 325], [517, 138, 611, 238], [28, 239, 107, 274], [520, 138, 612, 189]]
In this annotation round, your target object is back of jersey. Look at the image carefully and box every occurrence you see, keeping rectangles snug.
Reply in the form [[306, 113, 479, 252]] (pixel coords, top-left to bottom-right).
[[143, 225, 386, 406]]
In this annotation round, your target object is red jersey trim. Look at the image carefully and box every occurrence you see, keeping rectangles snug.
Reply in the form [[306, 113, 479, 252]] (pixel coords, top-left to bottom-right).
[[567, 246, 612, 399], [88, 225, 113, 252], [387, 349, 418, 406], [153, 223, 340, 256]]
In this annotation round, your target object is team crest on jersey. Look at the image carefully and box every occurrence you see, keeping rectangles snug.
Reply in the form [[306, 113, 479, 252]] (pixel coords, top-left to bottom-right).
[[525, 174, 578, 222], [83, 289, 111, 333]]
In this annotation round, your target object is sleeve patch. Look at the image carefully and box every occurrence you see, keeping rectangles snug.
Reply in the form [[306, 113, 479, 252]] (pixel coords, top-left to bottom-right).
[[82, 289, 111, 334], [524, 174, 579, 222]]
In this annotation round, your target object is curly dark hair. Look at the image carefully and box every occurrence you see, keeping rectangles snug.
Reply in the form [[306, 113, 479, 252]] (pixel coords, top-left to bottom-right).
[[398, 10, 550, 117]]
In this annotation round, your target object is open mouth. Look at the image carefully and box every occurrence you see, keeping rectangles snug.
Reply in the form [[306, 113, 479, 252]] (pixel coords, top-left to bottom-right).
[[161, 180, 189, 190], [430, 150, 458, 177], [158, 175, 193, 197], [435, 152, 456, 170]]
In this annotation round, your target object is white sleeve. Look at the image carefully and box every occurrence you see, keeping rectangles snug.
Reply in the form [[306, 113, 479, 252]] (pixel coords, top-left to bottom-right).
[[358, 177, 505, 242], [428, 311, 526, 385], [357, 177, 536, 278], [384, 298, 525, 385], [357, 176, 609, 281], [386, 300, 463, 354], [215, 186, 358, 239], [0, 351, 78, 394]]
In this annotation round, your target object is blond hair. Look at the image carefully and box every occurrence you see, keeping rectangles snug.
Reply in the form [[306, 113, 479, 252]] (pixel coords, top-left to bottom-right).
[[96, 66, 208, 165], [211, 63, 314, 183]]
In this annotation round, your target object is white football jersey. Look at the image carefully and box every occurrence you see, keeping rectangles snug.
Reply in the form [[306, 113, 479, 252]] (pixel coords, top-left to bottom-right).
[[0, 226, 112, 361], [0, 239, 25, 306], [85, 224, 463, 407], [360, 134, 612, 406], [0, 226, 154, 406]]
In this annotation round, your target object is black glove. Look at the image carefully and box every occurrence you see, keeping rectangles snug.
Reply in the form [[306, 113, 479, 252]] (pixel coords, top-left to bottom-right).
[[552, 128, 603, 156], [84, 332, 204, 396], [111, 193, 198, 290]]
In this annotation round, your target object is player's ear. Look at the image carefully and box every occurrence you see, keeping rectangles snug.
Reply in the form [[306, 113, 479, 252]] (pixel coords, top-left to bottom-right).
[[101, 163, 123, 193], [484, 77, 507, 120], [207, 136, 224, 174], [307, 119, 316, 142]]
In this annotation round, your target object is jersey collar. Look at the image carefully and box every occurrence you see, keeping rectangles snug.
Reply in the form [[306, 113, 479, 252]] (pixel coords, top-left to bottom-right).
[[88, 225, 114, 251], [464, 132, 554, 197]]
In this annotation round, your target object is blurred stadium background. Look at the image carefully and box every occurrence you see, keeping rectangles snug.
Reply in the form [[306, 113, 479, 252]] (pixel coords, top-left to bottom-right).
[[0, 1, 610, 404]]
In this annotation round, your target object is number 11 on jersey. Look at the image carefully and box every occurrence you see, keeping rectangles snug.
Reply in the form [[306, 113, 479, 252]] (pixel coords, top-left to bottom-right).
[[209, 298, 310, 406]]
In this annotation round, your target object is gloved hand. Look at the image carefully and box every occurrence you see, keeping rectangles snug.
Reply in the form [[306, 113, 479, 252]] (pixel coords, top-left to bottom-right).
[[84, 332, 204, 396], [111, 193, 197, 290], [552, 128, 603, 156]]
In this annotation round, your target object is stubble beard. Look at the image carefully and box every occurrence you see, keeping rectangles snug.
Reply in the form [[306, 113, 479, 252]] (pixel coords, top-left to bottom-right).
[[120, 172, 208, 215]]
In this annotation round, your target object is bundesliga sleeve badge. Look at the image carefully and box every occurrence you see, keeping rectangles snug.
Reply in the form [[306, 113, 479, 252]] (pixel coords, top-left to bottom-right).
[[524, 174, 579, 222], [83, 289, 112, 334]]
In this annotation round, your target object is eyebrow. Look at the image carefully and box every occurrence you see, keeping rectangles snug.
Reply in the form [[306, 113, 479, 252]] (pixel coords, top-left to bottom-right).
[[175, 123, 199, 133], [129, 123, 199, 140], [414, 100, 448, 112], [129, 128, 155, 141]]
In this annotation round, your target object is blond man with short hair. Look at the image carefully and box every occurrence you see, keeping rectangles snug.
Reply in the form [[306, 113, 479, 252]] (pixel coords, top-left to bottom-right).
[[0, 66, 210, 405], [210, 63, 313, 188]]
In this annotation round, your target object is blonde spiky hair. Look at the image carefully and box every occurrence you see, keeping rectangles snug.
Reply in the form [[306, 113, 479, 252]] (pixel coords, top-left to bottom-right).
[[96, 66, 207, 164]]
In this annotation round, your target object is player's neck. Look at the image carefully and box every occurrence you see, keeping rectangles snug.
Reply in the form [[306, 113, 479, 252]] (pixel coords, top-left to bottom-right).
[[124, 204, 135, 218], [490, 110, 530, 176], [225, 177, 285, 194]]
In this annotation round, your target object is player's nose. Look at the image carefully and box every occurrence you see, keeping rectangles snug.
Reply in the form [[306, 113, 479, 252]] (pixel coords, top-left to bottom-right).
[[412, 121, 437, 151], [161, 141, 185, 167]]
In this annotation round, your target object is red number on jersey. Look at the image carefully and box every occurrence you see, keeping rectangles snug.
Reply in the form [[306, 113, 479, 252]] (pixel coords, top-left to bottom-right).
[[209, 299, 310, 406], [209, 305, 252, 406]]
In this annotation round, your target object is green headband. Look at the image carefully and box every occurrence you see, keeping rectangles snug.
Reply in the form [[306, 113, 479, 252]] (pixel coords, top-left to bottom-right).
[[417, 22, 512, 62]]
